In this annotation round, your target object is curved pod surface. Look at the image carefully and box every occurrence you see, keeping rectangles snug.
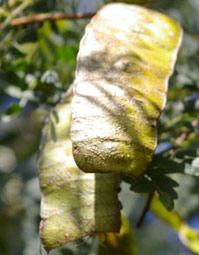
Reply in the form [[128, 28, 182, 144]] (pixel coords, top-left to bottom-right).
[[71, 3, 183, 177]]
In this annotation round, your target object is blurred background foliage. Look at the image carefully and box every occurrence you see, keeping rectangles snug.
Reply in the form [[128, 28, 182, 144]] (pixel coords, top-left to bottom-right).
[[0, 0, 199, 255]]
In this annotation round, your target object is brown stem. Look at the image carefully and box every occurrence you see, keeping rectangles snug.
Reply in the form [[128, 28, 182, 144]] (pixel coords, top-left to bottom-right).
[[136, 193, 154, 229], [75, 236, 91, 247], [183, 25, 199, 40], [0, 12, 96, 28]]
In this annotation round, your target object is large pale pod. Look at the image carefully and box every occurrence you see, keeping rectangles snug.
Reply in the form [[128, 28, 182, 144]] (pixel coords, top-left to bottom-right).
[[71, 3, 183, 177], [38, 94, 120, 251]]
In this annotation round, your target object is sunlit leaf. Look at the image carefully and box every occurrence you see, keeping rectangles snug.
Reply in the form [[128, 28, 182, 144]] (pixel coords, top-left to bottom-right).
[[16, 43, 38, 63], [0, 7, 9, 18], [179, 225, 199, 254], [71, 3, 183, 178], [38, 93, 120, 251], [151, 196, 199, 253]]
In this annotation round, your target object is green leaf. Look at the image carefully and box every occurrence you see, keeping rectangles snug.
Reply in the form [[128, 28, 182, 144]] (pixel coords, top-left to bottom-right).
[[17, 42, 38, 63], [149, 173, 179, 187], [38, 93, 120, 251], [157, 185, 178, 200], [122, 158, 179, 207], [129, 177, 156, 193], [5, 104, 22, 116], [158, 191, 174, 211], [148, 156, 186, 174], [122, 157, 180, 210], [71, 3, 183, 178]]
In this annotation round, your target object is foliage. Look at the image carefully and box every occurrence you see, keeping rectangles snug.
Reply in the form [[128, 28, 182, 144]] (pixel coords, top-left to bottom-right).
[[0, 1, 199, 255]]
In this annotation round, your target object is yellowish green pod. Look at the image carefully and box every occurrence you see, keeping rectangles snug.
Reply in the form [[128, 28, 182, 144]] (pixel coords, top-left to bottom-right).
[[71, 3, 183, 178], [38, 94, 120, 251]]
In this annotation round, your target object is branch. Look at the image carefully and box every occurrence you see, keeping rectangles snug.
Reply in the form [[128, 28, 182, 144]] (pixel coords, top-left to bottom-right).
[[0, 12, 96, 28], [136, 193, 154, 229], [183, 25, 199, 40]]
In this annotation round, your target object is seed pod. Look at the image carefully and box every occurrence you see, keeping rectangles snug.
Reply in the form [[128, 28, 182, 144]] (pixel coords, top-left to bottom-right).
[[38, 94, 120, 251], [71, 3, 183, 178]]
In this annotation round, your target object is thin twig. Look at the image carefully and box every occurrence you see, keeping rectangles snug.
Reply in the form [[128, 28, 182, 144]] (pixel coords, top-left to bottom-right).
[[39, 241, 43, 255], [0, 12, 96, 28], [183, 25, 199, 40], [136, 193, 154, 229], [75, 236, 91, 247]]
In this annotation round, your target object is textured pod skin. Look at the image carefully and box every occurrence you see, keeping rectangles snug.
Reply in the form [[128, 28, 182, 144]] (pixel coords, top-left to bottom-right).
[[38, 94, 120, 251], [71, 3, 183, 178]]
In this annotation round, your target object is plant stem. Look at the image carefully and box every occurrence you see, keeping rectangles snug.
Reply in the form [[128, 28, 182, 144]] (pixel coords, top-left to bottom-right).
[[136, 193, 154, 229], [0, 12, 96, 28]]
